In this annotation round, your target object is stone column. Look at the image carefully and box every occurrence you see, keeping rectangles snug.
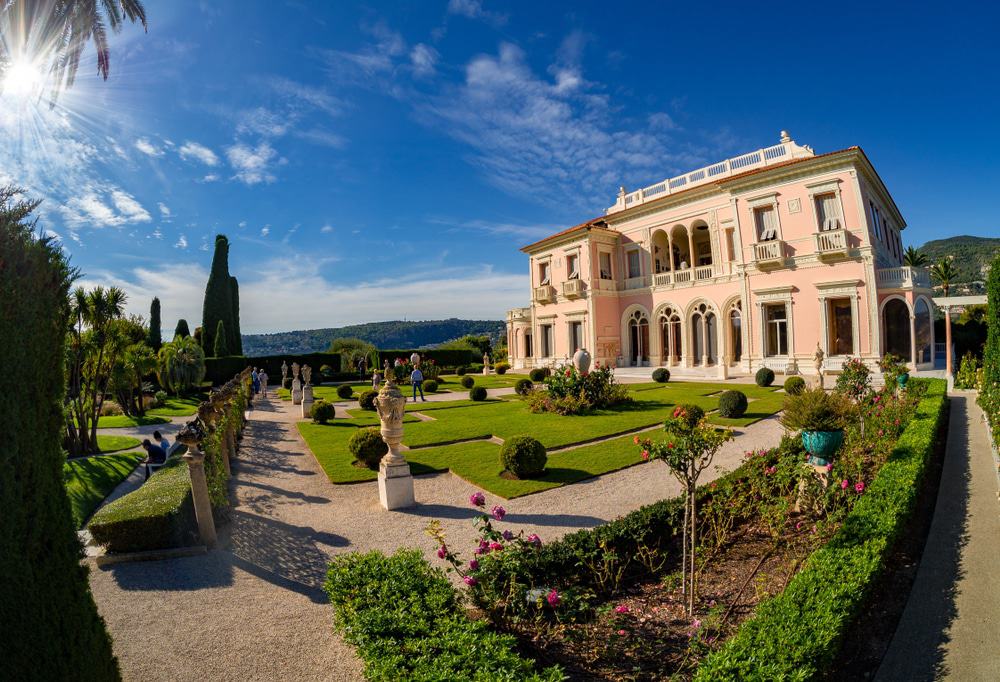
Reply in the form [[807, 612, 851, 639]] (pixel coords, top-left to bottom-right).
[[701, 315, 709, 366], [375, 371, 414, 510], [176, 422, 217, 547], [687, 228, 696, 269], [668, 233, 675, 274], [909, 314, 917, 370], [944, 305, 953, 380]]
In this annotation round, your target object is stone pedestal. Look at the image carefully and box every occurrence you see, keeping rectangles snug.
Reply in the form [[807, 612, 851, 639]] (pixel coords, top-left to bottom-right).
[[302, 384, 314, 418], [378, 460, 415, 509], [375, 371, 415, 510], [292, 378, 303, 405], [483, 366, 490, 376], [182, 446, 217, 547]]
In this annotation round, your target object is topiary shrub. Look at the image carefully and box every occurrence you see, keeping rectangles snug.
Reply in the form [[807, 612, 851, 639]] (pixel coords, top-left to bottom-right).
[[529, 368, 548, 382], [424, 379, 439, 393], [499, 435, 547, 478], [718, 390, 748, 418], [336, 384, 354, 400], [153, 389, 168, 407], [358, 390, 378, 411], [470, 386, 488, 401], [495, 362, 509, 375], [515, 378, 533, 396], [456, 366, 467, 376], [652, 367, 670, 383], [282, 376, 293, 390], [755, 367, 775, 387], [348, 427, 388, 469], [311, 400, 336, 424], [461, 376, 475, 389], [784, 376, 806, 395]]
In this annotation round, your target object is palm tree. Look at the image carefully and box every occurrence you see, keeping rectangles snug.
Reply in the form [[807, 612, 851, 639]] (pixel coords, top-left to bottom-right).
[[1, 1, 147, 99], [930, 258, 959, 296], [903, 246, 928, 268], [158, 336, 206, 395]]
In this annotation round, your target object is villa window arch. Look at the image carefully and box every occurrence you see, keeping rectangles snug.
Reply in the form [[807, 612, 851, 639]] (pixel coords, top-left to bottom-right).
[[882, 297, 911, 362], [914, 297, 932, 365], [658, 306, 683, 366], [626, 309, 650, 366], [727, 301, 743, 363], [690, 302, 718, 366]]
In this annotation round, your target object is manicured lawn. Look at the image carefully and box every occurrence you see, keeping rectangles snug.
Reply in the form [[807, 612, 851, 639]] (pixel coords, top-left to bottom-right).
[[298, 381, 782, 497], [148, 395, 202, 417], [96, 434, 142, 452], [95, 414, 170, 428], [437, 373, 522, 389], [64, 451, 144, 527]]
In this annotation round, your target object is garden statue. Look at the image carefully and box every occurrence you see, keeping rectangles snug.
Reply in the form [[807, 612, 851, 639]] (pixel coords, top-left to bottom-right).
[[291, 362, 303, 405], [375, 355, 414, 510], [301, 364, 314, 417], [573, 347, 592, 374], [483, 352, 491, 375], [410, 351, 420, 367], [280, 361, 288, 383], [814, 343, 825, 389], [302, 364, 312, 386]]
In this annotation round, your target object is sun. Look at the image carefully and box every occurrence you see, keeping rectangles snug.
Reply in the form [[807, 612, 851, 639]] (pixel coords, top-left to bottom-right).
[[2, 59, 45, 99]]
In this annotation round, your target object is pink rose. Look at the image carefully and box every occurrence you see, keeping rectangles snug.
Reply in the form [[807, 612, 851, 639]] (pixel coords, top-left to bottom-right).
[[841, 479, 849, 490], [489, 542, 503, 552], [463, 576, 478, 586], [468, 559, 479, 570], [437, 546, 447, 559], [526, 533, 542, 547], [855, 481, 865, 493], [641, 450, 649, 461], [617, 629, 627, 636], [547, 589, 560, 607], [491, 505, 506, 521], [469, 491, 486, 507], [614, 604, 630, 614]]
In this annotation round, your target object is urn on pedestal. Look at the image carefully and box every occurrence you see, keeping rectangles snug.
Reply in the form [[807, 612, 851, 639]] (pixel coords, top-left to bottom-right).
[[375, 368, 415, 510]]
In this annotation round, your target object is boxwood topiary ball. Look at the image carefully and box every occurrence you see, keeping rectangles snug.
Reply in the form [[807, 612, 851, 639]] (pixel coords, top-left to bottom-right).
[[358, 389, 378, 411], [336, 384, 354, 399], [348, 427, 388, 469], [423, 379, 438, 393], [718, 390, 748, 418], [469, 386, 487, 401], [515, 378, 533, 395], [652, 367, 670, 383], [499, 435, 547, 478], [310, 400, 336, 424], [461, 375, 475, 388], [784, 376, 806, 396], [495, 363, 509, 375], [755, 367, 775, 387], [529, 368, 547, 382], [456, 366, 467, 376]]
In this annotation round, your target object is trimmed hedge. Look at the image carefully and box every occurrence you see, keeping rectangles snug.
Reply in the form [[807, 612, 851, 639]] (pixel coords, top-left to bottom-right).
[[205, 352, 342, 385], [784, 375, 806, 395], [348, 428, 387, 469], [470, 386, 488, 401], [717, 390, 748, 418], [755, 367, 775, 387], [515, 378, 534, 396], [424, 379, 439, 393], [358, 390, 378, 411], [336, 384, 354, 399], [500, 435, 547, 478], [652, 367, 670, 383], [529, 367, 550, 382], [460, 375, 475, 388], [378, 348, 479, 368], [695, 378, 948, 680], [311, 400, 336, 424], [325, 549, 562, 681], [88, 456, 197, 553]]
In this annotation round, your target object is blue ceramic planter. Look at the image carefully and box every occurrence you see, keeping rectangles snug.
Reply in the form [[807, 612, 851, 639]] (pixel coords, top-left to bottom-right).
[[897, 373, 910, 389], [802, 429, 844, 465]]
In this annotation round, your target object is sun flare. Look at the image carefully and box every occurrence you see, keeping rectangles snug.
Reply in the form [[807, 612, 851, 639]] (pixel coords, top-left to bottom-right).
[[2, 59, 45, 98]]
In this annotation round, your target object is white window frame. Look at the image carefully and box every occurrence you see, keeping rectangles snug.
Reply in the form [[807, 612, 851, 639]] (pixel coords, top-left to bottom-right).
[[625, 246, 643, 279], [536, 258, 551, 286], [815, 280, 862, 357], [806, 180, 845, 233], [564, 248, 581, 281], [747, 193, 782, 243], [598, 250, 614, 280]]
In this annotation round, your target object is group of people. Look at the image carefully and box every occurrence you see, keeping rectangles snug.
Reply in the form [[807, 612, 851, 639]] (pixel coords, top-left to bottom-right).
[[365, 353, 427, 402], [250, 367, 268, 397], [139, 430, 172, 480]]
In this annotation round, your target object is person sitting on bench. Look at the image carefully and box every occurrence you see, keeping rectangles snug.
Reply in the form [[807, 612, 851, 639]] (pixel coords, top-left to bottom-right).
[[141, 439, 168, 480], [153, 430, 170, 454]]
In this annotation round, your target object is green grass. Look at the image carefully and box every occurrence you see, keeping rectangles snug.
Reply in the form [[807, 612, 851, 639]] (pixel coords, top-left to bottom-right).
[[147, 395, 202, 417], [298, 381, 783, 497], [95, 414, 170, 428], [63, 451, 144, 527], [96, 434, 142, 452]]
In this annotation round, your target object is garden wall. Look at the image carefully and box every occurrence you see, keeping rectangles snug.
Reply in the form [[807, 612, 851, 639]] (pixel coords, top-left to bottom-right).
[[205, 352, 341, 384], [377, 348, 479, 368]]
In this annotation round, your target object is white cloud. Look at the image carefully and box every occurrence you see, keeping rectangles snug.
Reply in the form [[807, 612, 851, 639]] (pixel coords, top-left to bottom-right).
[[238, 220, 247, 228], [236, 107, 291, 137], [293, 128, 346, 148], [648, 112, 678, 131], [60, 187, 152, 228], [150, 228, 163, 239], [260, 226, 270, 237], [266, 77, 343, 116], [174, 234, 188, 249], [320, 224, 333, 233], [178, 141, 220, 166], [201, 173, 220, 182], [426, 216, 555, 240], [322, 21, 407, 79], [158, 202, 172, 218], [226, 142, 278, 185], [410, 44, 439, 77], [447, 0, 507, 26], [134, 137, 163, 157]]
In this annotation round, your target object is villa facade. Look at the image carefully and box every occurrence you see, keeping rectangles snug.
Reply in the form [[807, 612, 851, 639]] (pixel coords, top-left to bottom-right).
[[506, 132, 935, 378]]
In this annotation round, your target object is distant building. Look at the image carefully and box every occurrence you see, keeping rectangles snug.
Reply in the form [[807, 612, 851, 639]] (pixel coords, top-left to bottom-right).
[[506, 133, 935, 377]]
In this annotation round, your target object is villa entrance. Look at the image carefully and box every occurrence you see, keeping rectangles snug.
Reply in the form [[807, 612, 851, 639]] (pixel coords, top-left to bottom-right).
[[627, 310, 650, 366], [883, 298, 911, 361]]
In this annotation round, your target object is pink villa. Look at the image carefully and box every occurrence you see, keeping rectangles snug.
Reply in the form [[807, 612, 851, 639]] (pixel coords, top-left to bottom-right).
[[506, 132, 936, 379]]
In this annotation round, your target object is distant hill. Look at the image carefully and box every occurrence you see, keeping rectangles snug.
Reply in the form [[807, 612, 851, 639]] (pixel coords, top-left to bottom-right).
[[242, 318, 505, 356], [917, 235, 1000, 291]]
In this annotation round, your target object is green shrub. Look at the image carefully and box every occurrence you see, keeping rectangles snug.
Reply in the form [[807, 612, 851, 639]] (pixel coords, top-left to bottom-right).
[[755, 367, 775, 387], [348, 427, 388, 469], [88, 457, 197, 553], [310, 400, 336, 424], [783, 376, 806, 395], [955, 352, 979, 389], [153, 389, 168, 407], [529, 367, 550, 382], [460, 375, 475, 389], [470, 386, 488, 401], [325, 549, 562, 681], [499, 435, 547, 478], [515, 378, 534, 395], [696, 380, 948, 680], [336, 384, 354, 399], [717, 390, 748, 418], [781, 388, 854, 431], [456, 365, 468, 376], [1, 190, 119, 679], [495, 362, 509, 375], [672, 403, 705, 429], [358, 390, 378, 411], [424, 379, 439, 393], [652, 367, 670, 383]]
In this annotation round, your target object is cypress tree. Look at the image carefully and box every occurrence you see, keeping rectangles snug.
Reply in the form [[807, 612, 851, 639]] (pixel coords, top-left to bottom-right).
[[984, 255, 1000, 388], [0, 186, 119, 680], [213, 319, 230, 357], [174, 318, 191, 339], [228, 275, 243, 355], [148, 296, 162, 350], [201, 234, 242, 356]]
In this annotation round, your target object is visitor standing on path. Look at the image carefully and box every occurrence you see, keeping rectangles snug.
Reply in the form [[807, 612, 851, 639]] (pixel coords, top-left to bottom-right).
[[410, 366, 426, 402], [259, 369, 268, 397], [251, 368, 260, 395], [358, 355, 368, 380]]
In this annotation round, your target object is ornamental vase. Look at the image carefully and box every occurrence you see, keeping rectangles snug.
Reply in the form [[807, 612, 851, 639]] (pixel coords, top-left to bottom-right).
[[573, 348, 592, 374], [801, 429, 844, 465], [897, 373, 910, 389]]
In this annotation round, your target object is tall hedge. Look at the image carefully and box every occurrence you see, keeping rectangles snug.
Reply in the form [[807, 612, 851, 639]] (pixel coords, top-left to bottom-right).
[[201, 234, 242, 356], [148, 296, 162, 350], [983, 255, 1000, 389], [174, 318, 190, 339], [0, 187, 119, 680], [213, 319, 229, 357]]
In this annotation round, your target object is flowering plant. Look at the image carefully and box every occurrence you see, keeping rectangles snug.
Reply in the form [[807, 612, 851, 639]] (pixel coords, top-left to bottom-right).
[[527, 364, 630, 415], [834, 357, 873, 401]]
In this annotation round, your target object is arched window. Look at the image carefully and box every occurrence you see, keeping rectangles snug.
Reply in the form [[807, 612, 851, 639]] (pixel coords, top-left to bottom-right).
[[729, 303, 742, 363], [659, 307, 682, 365], [627, 310, 650, 366], [914, 298, 932, 365], [691, 303, 716, 365], [883, 299, 911, 362]]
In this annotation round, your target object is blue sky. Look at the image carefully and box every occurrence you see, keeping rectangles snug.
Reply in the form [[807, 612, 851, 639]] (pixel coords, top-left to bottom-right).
[[3, 0, 998, 333]]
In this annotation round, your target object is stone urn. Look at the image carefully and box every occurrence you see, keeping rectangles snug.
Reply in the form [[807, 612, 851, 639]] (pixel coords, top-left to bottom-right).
[[801, 430, 844, 467], [573, 348, 592, 374], [897, 372, 910, 390]]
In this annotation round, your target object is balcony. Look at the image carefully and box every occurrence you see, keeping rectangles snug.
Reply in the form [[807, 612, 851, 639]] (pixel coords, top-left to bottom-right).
[[562, 279, 587, 299], [876, 266, 931, 290], [507, 307, 531, 322], [752, 240, 785, 269], [595, 278, 617, 292], [624, 275, 651, 290], [532, 285, 556, 304], [813, 229, 849, 260]]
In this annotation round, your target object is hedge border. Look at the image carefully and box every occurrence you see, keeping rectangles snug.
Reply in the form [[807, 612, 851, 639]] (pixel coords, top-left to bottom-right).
[[694, 378, 948, 680]]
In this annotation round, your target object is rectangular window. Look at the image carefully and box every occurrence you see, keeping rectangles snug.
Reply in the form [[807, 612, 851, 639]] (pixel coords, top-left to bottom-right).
[[870, 202, 881, 240], [541, 325, 553, 357], [725, 229, 736, 262], [765, 303, 788, 357], [815, 192, 842, 231], [538, 261, 550, 285], [566, 253, 579, 280], [754, 205, 778, 241], [569, 321, 583, 353], [827, 298, 854, 355], [599, 252, 613, 279], [524, 333, 532, 357], [627, 250, 641, 278]]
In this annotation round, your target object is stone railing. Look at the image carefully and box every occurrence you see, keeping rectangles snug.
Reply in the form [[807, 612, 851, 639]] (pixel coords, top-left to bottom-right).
[[752, 240, 785, 268], [695, 264, 714, 281], [507, 307, 531, 322], [562, 279, 587, 299], [814, 229, 849, 258], [876, 266, 931, 289], [624, 275, 651, 290], [532, 285, 556, 304]]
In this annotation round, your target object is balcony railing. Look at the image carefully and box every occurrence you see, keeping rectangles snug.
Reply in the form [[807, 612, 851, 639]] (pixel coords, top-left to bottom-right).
[[532, 285, 556, 304], [876, 266, 931, 289], [813, 229, 849, 259], [562, 279, 586, 299], [673, 269, 693, 284], [752, 240, 785, 268], [624, 275, 651, 290], [507, 307, 531, 321], [595, 278, 617, 291], [653, 272, 672, 287], [695, 265, 714, 281]]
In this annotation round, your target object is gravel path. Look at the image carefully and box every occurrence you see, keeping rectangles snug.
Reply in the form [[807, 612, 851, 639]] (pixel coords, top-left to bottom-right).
[[89, 391, 784, 681]]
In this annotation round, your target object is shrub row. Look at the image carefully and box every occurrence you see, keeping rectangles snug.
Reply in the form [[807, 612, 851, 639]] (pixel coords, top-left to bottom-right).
[[204, 352, 342, 385], [695, 378, 948, 680], [325, 549, 562, 681], [378, 348, 479, 368]]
